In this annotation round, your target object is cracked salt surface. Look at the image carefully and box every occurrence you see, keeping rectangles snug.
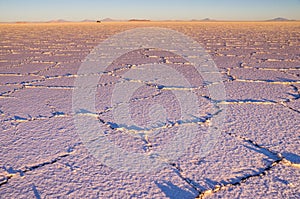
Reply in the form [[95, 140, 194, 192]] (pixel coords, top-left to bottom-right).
[[0, 22, 299, 198]]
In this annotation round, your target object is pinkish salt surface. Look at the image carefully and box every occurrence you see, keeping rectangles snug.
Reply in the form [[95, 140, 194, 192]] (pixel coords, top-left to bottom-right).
[[0, 22, 299, 198]]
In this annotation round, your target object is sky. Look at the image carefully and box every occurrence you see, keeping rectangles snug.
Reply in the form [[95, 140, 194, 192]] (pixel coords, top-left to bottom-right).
[[0, 0, 299, 22]]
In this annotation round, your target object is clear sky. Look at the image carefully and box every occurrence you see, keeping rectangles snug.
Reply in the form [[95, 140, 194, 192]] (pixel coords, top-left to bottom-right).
[[0, 0, 299, 22]]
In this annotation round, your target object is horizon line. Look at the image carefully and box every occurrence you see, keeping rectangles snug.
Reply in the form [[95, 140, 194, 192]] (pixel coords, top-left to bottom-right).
[[1, 17, 299, 23]]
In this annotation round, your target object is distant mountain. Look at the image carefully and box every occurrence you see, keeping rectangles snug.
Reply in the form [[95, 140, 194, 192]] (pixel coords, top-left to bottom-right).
[[129, 19, 151, 22], [102, 18, 116, 22], [267, 17, 294, 21], [47, 19, 69, 23], [191, 18, 215, 21], [202, 18, 214, 21], [81, 19, 95, 22]]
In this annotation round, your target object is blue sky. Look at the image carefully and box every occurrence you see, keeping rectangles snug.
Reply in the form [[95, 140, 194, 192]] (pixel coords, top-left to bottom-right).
[[0, 0, 299, 22]]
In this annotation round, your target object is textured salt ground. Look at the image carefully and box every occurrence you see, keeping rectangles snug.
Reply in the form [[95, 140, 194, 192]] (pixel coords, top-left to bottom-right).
[[0, 148, 199, 198], [224, 104, 300, 156], [0, 22, 300, 198], [204, 164, 300, 199], [229, 68, 299, 82], [1, 88, 72, 120]]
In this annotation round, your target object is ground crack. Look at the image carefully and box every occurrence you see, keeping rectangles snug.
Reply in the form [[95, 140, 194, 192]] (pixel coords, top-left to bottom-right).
[[0, 153, 70, 187], [0, 141, 82, 187], [170, 163, 202, 195], [195, 133, 299, 198], [96, 109, 221, 136]]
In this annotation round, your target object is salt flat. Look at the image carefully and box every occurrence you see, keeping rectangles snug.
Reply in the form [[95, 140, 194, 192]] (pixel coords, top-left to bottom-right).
[[0, 22, 299, 198]]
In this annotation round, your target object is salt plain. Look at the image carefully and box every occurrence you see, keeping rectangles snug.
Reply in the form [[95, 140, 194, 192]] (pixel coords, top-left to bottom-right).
[[0, 22, 299, 198]]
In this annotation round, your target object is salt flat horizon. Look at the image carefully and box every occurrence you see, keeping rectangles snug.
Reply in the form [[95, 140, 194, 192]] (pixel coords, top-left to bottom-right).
[[1, 16, 299, 24]]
